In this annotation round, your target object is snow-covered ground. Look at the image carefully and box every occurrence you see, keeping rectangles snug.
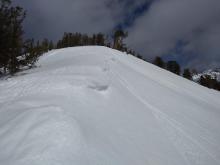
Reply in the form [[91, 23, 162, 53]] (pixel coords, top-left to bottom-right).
[[193, 69, 220, 82], [0, 46, 220, 165]]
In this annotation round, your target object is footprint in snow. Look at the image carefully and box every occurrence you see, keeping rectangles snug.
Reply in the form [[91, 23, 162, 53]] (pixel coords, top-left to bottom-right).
[[87, 81, 109, 92]]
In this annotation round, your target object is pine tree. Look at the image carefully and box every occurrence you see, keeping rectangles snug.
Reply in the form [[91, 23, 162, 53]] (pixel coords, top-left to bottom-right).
[[153, 56, 165, 68], [166, 61, 181, 75], [136, 54, 143, 59], [91, 34, 96, 45], [96, 33, 105, 46], [82, 34, 89, 46], [48, 40, 54, 50], [113, 30, 128, 50], [199, 75, 220, 90], [41, 38, 49, 52], [0, 0, 26, 74], [183, 68, 192, 80]]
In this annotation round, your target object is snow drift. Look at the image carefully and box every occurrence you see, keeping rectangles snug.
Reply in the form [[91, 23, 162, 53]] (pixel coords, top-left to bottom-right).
[[0, 46, 220, 165]]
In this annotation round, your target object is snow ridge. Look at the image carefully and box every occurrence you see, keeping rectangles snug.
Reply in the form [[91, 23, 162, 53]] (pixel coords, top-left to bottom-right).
[[0, 46, 220, 165]]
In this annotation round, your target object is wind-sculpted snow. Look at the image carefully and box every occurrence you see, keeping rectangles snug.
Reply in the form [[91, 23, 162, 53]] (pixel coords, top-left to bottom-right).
[[0, 105, 85, 165], [0, 46, 220, 165]]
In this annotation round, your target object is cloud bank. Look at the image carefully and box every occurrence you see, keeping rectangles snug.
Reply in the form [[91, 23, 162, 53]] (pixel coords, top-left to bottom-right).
[[16, 0, 148, 41], [126, 0, 220, 70]]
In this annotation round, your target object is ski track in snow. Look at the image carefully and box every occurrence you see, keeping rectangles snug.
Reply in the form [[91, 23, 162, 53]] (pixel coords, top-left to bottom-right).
[[0, 46, 220, 165], [113, 69, 219, 165], [109, 54, 220, 165]]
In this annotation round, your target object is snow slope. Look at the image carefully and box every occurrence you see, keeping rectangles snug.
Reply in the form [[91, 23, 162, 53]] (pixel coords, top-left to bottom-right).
[[0, 46, 220, 165]]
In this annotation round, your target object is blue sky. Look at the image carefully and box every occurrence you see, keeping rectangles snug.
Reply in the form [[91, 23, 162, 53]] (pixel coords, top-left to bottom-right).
[[115, 0, 152, 29]]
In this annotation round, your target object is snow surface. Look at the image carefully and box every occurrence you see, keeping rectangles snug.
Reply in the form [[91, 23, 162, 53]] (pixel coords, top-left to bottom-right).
[[0, 46, 220, 165], [193, 69, 220, 82]]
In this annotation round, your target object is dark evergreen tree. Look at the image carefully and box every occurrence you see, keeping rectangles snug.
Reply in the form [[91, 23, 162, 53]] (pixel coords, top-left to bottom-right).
[[0, 0, 10, 72], [153, 56, 165, 68], [82, 34, 89, 46], [113, 29, 128, 51], [91, 34, 96, 45], [96, 33, 105, 46], [183, 68, 192, 80], [136, 54, 143, 60], [23, 39, 39, 67], [48, 40, 54, 50], [166, 61, 181, 75], [41, 38, 49, 52], [0, 0, 26, 74], [199, 75, 220, 91], [56, 40, 62, 49], [56, 32, 111, 48], [214, 81, 220, 91]]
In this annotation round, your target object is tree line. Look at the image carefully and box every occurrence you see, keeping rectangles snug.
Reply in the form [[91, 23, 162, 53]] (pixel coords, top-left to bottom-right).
[[199, 75, 220, 91], [1, 0, 219, 92], [0, 0, 132, 75], [56, 30, 129, 52], [152, 56, 220, 91]]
